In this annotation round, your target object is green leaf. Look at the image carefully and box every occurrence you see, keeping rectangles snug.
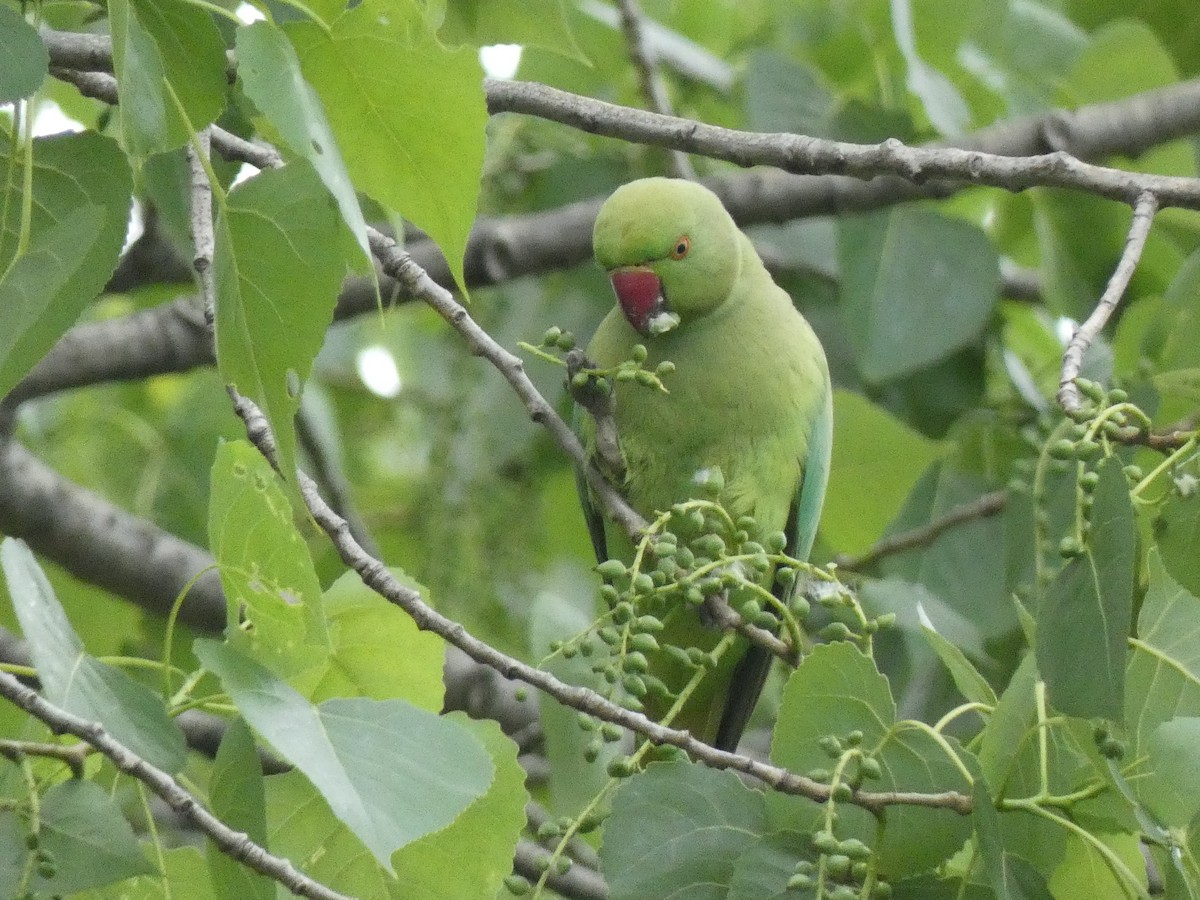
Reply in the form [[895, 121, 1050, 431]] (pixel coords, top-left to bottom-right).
[[235, 21, 371, 265], [773, 643, 896, 768], [208, 440, 328, 678], [298, 569, 445, 707], [922, 625, 998, 707], [972, 774, 1053, 900], [823, 390, 943, 555], [1127, 553, 1200, 780], [874, 725, 973, 877], [1064, 19, 1179, 106], [1140, 717, 1200, 827], [1, 538, 187, 773], [194, 639, 492, 870], [262, 714, 523, 898], [390, 716, 527, 899], [0, 131, 132, 400], [89, 847, 215, 899], [978, 654, 1039, 787], [601, 759, 766, 900], [743, 50, 834, 135], [441, 0, 584, 60], [213, 164, 351, 502], [839, 207, 999, 383], [1036, 456, 1134, 722], [34, 780, 155, 895], [1157, 488, 1200, 598], [289, 0, 486, 290], [207, 719, 272, 900], [109, 0, 227, 157], [727, 831, 812, 900], [1046, 831, 1147, 899], [0, 5, 48, 102]]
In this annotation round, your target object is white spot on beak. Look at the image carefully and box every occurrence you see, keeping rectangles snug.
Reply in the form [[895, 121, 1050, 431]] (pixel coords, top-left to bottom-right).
[[647, 310, 680, 335]]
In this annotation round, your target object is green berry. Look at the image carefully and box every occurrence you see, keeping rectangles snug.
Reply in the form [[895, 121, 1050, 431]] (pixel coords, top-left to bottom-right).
[[630, 633, 660, 653], [607, 756, 637, 778], [1048, 438, 1077, 460], [839, 838, 871, 860], [811, 830, 839, 854], [596, 559, 627, 580], [655, 361, 676, 377], [825, 854, 852, 878], [542, 326, 562, 346], [504, 874, 532, 895], [631, 344, 648, 363], [818, 735, 844, 758]]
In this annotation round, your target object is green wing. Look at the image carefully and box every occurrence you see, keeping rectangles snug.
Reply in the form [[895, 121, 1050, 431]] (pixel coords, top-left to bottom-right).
[[789, 379, 833, 563], [572, 404, 609, 563], [713, 379, 833, 752]]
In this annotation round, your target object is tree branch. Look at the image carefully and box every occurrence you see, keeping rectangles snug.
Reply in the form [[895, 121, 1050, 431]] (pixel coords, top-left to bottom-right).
[[834, 491, 1009, 572], [615, 0, 696, 181], [0, 668, 352, 900], [1057, 192, 1160, 416], [488, 79, 1200, 209]]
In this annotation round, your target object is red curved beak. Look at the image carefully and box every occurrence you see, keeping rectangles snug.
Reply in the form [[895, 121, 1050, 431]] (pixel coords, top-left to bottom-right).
[[610, 268, 665, 335]]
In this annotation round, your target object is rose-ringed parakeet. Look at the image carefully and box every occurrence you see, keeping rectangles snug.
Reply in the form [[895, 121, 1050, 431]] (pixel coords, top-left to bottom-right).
[[575, 177, 832, 752]]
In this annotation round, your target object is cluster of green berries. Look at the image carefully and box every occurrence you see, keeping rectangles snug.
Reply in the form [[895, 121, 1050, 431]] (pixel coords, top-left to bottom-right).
[[804, 730, 883, 790], [12, 829, 58, 899], [1064, 379, 1131, 426], [1093, 723, 1126, 760], [810, 586, 895, 643], [786, 731, 889, 897], [788, 834, 888, 897], [538, 327, 676, 393]]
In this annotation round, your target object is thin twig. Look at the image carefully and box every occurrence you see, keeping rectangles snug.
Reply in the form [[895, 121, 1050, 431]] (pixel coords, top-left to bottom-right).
[[834, 491, 1009, 572], [703, 593, 798, 665], [615, 0, 696, 181], [187, 129, 215, 328], [1058, 192, 1160, 415], [296, 408, 381, 559], [0, 669, 352, 900], [0, 738, 91, 779]]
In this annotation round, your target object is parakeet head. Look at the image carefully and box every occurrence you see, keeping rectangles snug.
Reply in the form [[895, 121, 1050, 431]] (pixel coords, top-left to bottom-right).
[[593, 178, 740, 336]]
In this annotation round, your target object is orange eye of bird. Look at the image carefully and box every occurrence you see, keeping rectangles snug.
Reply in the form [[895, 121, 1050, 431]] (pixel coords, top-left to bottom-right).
[[670, 236, 691, 259]]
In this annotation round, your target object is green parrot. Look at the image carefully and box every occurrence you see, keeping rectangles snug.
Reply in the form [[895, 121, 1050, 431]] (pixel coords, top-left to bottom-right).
[[575, 177, 832, 752]]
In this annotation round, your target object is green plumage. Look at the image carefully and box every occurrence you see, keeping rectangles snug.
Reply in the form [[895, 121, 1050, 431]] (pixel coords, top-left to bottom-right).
[[578, 178, 831, 751]]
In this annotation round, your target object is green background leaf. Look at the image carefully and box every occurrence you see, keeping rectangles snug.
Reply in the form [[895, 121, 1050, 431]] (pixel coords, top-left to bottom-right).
[[601, 760, 766, 900], [823, 390, 943, 555], [839, 207, 999, 383], [0, 5, 48, 102]]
